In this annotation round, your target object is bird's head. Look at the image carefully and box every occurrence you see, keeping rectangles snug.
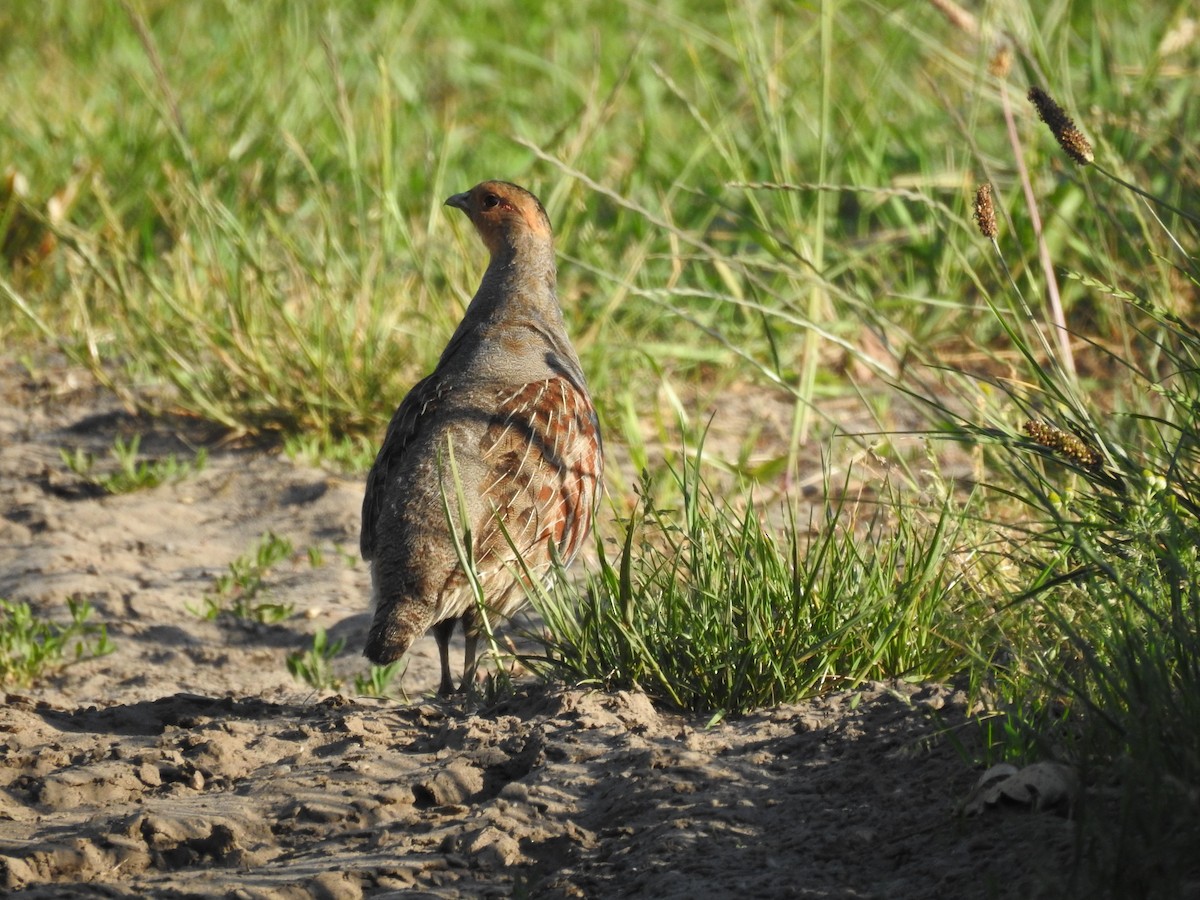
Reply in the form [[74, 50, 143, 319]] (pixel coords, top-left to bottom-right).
[[445, 181, 553, 257]]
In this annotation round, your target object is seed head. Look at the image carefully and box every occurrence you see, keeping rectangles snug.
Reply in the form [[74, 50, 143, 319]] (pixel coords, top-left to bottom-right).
[[988, 44, 1012, 79], [1027, 87, 1094, 165], [973, 184, 998, 239], [1023, 421, 1102, 469]]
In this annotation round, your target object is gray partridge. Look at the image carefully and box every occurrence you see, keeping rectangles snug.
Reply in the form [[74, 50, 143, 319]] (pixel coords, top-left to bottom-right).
[[360, 180, 603, 695]]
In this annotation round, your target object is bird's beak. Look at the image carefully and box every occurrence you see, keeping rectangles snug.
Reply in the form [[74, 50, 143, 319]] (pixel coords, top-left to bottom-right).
[[444, 192, 471, 212]]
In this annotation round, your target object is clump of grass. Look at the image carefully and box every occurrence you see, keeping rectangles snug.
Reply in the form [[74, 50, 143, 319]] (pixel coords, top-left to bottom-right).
[[938, 70, 1200, 893], [192, 531, 295, 624], [60, 434, 207, 494], [530, 443, 972, 718], [290, 640, 404, 699], [0, 597, 115, 687], [354, 660, 406, 699], [283, 433, 378, 474], [964, 297, 1200, 893], [287, 628, 344, 692]]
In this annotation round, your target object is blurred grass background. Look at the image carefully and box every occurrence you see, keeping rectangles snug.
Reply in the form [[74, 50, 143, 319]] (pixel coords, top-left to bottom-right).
[[5, 1, 1189, 463], [3, 2, 1199, 894]]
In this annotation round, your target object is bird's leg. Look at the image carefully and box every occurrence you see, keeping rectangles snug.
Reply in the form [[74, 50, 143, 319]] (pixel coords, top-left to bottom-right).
[[460, 608, 480, 694], [433, 618, 457, 696]]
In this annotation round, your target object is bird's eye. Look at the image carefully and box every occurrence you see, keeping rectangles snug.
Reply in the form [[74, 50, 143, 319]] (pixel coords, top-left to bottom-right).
[[482, 193, 500, 209]]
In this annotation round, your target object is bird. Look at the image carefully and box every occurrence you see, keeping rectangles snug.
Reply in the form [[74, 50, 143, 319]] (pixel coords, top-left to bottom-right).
[[360, 180, 603, 696]]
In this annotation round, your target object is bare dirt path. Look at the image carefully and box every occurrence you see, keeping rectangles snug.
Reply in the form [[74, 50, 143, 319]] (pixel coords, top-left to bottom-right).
[[0, 357, 1072, 897]]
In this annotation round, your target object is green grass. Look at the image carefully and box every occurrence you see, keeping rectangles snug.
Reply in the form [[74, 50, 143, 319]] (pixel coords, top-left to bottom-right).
[[286, 627, 344, 693], [0, 597, 115, 687], [3, 2, 1186, 463], [353, 659, 406, 699], [60, 434, 208, 494], [3, 1, 1199, 893], [191, 531, 296, 624], [286, 630, 406, 698], [529, 444, 974, 719], [942, 210, 1200, 895]]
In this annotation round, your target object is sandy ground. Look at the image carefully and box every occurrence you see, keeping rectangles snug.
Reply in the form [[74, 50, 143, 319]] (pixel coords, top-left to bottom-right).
[[0, 356, 1076, 897]]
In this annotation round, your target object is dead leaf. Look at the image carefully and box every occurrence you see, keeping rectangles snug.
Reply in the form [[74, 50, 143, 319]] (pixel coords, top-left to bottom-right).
[[963, 761, 1078, 816]]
